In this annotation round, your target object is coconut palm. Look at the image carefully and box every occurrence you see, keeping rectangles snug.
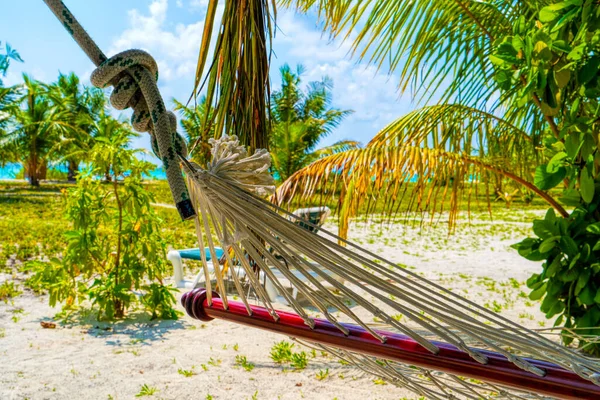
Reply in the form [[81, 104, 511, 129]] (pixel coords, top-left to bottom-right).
[[0, 42, 22, 164], [1, 75, 74, 186], [0, 41, 22, 85], [172, 97, 214, 166], [49, 72, 105, 180], [270, 64, 353, 181]]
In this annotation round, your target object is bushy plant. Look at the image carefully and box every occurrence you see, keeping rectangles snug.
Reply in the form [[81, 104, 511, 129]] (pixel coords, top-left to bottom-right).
[[503, 2, 600, 355], [31, 127, 179, 320]]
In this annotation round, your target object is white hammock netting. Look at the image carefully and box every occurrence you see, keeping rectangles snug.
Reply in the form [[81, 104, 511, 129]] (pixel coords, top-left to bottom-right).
[[179, 135, 600, 399]]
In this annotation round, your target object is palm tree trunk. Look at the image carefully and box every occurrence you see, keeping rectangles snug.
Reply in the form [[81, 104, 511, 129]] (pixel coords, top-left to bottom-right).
[[38, 160, 47, 181], [27, 158, 39, 187], [67, 159, 78, 182]]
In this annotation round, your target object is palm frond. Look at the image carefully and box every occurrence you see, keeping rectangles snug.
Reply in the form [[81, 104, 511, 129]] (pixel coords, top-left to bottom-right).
[[193, 0, 276, 152], [274, 103, 566, 239], [311, 139, 361, 158], [279, 0, 540, 107], [275, 144, 565, 240]]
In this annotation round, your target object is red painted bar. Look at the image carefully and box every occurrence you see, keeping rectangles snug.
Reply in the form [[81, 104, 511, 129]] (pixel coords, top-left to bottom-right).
[[182, 289, 600, 399]]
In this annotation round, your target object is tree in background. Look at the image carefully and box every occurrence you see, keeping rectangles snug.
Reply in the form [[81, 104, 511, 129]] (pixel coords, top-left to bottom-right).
[[0, 41, 22, 85], [173, 96, 214, 166], [1, 75, 73, 186], [49, 72, 105, 181], [274, 1, 600, 354], [28, 125, 178, 320], [0, 42, 22, 165], [270, 64, 354, 181]]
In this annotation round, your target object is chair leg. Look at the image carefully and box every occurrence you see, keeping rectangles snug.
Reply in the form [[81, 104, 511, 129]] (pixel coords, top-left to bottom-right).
[[167, 251, 185, 288]]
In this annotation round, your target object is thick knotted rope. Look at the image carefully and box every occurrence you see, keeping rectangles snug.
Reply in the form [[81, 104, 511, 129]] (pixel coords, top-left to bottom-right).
[[43, 0, 195, 220]]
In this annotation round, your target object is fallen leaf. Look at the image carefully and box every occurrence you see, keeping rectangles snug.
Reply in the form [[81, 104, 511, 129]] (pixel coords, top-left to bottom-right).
[[40, 321, 56, 329]]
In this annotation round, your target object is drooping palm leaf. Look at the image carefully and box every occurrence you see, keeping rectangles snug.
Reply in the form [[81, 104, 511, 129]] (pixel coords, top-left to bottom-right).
[[275, 103, 566, 240], [193, 0, 276, 152]]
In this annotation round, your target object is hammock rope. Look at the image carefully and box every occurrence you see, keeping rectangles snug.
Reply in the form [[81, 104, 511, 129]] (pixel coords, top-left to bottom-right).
[[43, 1, 600, 398], [43, 0, 195, 221]]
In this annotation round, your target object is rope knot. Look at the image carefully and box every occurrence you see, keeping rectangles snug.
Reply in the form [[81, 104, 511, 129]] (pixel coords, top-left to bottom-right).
[[90, 49, 187, 160], [88, 48, 194, 220]]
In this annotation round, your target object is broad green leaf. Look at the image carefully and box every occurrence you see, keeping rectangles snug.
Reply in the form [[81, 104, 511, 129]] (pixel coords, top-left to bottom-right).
[[529, 283, 547, 301], [552, 40, 571, 53], [533, 219, 557, 239], [545, 300, 565, 318], [493, 42, 519, 64], [577, 306, 600, 328], [578, 285, 596, 305], [535, 165, 566, 190], [578, 56, 600, 84], [575, 269, 591, 294], [554, 66, 571, 88], [546, 257, 563, 278], [587, 222, 600, 234], [539, 7, 558, 22], [539, 236, 560, 253], [559, 236, 579, 258], [558, 189, 581, 206], [547, 152, 567, 173], [580, 167, 595, 203]]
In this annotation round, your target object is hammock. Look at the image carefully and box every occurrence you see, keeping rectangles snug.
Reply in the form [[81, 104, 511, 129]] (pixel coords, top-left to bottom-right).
[[43, 1, 600, 399]]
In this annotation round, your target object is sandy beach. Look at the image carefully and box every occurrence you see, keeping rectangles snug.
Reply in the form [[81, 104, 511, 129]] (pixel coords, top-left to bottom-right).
[[1, 210, 549, 400]]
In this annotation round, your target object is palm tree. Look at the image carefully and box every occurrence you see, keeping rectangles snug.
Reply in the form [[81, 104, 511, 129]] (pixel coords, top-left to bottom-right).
[[49, 72, 105, 180], [0, 42, 22, 165], [2, 75, 72, 186], [87, 113, 144, 181], [0, 41, 22, 85], [172, 97, 214, 166], [270, 64, 353, 181]]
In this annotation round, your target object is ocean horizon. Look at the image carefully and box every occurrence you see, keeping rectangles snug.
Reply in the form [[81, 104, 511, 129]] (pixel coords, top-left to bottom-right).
[[0, 163, 167, 181]]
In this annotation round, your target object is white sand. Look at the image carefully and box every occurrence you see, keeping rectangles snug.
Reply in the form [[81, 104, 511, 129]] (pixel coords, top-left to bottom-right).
[[0, 210, 549, 400]]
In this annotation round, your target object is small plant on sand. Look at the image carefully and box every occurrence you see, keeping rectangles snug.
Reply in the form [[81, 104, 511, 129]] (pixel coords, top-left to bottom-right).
[[0, 281, 21, 303], [178, 367, 196, 377], [135, 384, 158, 397], [235, 355, 255, 372], [270, 340, 294, 363], [290, 351, 308, 370], [29, 131, 179, 320], [315, 368, 330, 381]]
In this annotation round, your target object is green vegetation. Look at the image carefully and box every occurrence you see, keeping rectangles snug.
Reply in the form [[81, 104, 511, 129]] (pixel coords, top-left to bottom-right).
[[22, 126, 178, 320], [269, 64, 354, 182], [235, 355, 255, 372], [135, 384, 158, 397]]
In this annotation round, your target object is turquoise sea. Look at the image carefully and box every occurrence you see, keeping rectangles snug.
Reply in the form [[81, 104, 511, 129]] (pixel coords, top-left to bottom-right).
[[0, 163, 167, 180]]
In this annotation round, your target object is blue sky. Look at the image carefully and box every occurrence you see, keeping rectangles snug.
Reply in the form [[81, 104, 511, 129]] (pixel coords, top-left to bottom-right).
[[1, 0, 415, 159]]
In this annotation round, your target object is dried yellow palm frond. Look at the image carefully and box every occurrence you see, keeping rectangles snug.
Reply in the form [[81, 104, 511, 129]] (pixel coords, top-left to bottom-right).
[[274, 102, 565, 240], [274, 144, 566, 241]]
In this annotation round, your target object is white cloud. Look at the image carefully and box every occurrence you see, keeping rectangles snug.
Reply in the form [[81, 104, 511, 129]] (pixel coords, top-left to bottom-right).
[[108, 2, 410, 149], [109, 0, 206, 82], [273, 10, 412, 144]]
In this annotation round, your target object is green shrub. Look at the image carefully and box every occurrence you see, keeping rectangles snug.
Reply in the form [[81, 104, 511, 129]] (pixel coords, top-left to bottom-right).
[[30, 135, 179, 320]]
